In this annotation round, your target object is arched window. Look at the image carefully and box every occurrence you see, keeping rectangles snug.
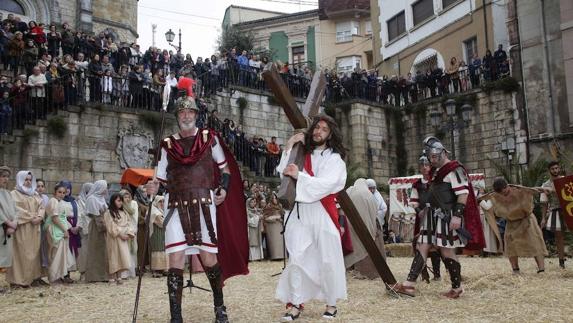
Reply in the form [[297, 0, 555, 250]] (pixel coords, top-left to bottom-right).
[[0, 0, 25, 15]]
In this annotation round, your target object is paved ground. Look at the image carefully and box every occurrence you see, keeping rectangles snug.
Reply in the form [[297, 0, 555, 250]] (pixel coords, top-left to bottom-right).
[[1, 257, 572, 322]]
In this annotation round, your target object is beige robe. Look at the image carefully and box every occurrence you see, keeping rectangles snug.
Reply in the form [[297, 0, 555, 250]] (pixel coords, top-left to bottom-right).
[[481, 186, 547, 257], [263, 203, 284, 260], [344, 179, 386, 279], [6, 190, 45, 286], [104, 210, 134, 275], [0, 189, 18, 268]]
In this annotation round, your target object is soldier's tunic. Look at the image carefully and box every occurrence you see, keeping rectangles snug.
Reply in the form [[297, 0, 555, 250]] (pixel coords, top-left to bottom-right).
[[157, 130, 227, 255], [541, 178, 566, 232]]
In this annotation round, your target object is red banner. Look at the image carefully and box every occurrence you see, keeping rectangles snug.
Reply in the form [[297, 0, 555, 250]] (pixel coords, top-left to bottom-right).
[[553, 174, 573, 231]]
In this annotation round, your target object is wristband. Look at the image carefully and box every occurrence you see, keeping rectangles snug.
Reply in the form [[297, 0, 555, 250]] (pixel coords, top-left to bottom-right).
[[220, 173, 231, 192]]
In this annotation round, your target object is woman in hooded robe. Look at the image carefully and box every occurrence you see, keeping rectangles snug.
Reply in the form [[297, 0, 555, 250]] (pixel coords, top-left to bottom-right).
[[246, 197, 263, 261], [76, 182, 93, 278], [104, 193, 135, 284], [58, 180, 81, 270], [149, 195, 168, 276], [7, 171, 46, 287], [263, 193, 284, 260], [44, 182, 75, 283], [85, 180, 109, 282], [0, 166, 18, 292], [343, 178, 386, 279], [120, 188, 139, 278]]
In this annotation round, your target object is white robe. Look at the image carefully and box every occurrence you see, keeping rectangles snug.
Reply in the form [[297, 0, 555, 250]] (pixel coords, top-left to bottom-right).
[[275, 147, 347, 306]]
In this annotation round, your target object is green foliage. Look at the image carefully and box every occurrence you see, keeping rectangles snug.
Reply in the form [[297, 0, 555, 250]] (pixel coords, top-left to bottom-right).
[[22, 128, 39, 145], [236, 97, 248, 110], [434, 129, 446, 140], [47, 117, 67, 138], [378, 183, 390, 195], [481, 76, 520, 94], [323, 104, 336, 118], [345, 162, 367, 189], [217, 26, 254, 53], [490, 156, 548, 186], [267, 95, 278, 106], [139, 111, 162, 135], [393, 110, 407, 176]]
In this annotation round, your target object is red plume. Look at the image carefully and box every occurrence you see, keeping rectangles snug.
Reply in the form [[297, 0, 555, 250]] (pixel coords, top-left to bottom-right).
[[177, 77, 196, 98]]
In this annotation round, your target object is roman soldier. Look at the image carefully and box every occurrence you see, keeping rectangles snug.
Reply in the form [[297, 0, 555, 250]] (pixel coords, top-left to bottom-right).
[[149, 95, 248, 323]]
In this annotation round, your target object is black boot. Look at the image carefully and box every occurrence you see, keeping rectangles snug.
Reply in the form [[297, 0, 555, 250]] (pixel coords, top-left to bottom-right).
[[559, 258, 566, 269], [167, 268, 184, 323], [406, 250, 426, 283], [205, 264, 228, 323], [443, 258, 461, 289], [430, 251, 441, 280]]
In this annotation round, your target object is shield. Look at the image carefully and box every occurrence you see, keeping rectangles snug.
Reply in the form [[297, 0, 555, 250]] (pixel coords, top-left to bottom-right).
[[553, 175, 573, 231], [116, 123, 153, 169]]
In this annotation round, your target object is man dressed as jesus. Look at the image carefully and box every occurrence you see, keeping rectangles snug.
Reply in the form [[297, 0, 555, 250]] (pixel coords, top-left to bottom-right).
[[275, 114, 348, 321]]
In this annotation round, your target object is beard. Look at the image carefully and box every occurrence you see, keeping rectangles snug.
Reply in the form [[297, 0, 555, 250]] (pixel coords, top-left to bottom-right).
[[178, 119, 195, 131], [311, 137, 327, 147]]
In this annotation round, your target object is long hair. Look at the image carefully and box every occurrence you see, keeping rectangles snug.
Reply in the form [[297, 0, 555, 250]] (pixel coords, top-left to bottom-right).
[[108, 192, 124, 220], [303, 114, 346, 159]]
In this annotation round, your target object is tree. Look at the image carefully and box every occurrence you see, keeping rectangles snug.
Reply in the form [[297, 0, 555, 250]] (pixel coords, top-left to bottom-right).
[[217, 26, 254, 53]]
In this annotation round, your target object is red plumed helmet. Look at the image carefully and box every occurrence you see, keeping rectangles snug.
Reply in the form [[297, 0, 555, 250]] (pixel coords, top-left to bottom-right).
[[177, 77, 196, 98]]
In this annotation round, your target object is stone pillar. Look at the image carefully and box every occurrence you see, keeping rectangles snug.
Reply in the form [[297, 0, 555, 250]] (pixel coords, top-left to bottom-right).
[[77, 0, 93, 33]]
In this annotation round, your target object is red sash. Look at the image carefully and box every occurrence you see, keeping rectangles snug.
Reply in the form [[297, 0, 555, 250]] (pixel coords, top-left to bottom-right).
[[303, 154, 341, 236]]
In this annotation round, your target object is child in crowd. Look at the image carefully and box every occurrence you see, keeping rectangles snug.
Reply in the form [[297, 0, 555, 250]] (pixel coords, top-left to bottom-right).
[[0, 91, 12, 134], [103, 193, 135, 285], [101, 69, 113, 104]]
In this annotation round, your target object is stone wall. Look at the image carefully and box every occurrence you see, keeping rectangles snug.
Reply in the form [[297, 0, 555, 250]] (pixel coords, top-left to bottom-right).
[[0, 106, 178, 194], [328, 89, 524, 188], [0, 87, 522, 194]]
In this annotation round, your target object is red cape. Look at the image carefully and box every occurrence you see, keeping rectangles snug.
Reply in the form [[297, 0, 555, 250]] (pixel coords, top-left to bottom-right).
[[435, 161, 485, 251], [214, 134, 250, 283]]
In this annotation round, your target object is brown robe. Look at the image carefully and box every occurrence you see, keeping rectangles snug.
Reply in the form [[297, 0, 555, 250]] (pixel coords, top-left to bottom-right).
[[481, 186, 547, 257], [6, 190, 45, 286]]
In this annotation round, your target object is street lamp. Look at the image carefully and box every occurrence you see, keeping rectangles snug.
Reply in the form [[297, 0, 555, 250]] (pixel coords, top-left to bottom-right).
[[430, 100, 474, 160], [165, 28, 182, 53]]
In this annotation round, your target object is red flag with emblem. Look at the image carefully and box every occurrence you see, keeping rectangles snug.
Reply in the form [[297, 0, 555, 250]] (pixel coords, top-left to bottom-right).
[[553, 174, 573, 231]]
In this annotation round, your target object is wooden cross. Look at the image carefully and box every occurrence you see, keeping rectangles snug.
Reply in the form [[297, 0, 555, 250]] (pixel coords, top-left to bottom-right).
[[262, 65, 398, 290]]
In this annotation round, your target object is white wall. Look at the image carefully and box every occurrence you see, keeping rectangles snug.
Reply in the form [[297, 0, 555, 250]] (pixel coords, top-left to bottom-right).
[[376, 0, 476, 59]]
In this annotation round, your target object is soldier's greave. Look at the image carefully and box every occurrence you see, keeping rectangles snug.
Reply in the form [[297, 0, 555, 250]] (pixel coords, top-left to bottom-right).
[[167, 268, 184, 323], [205, 263, 224, 307], [430, 251, 441, 277], [443, 258, 461, 289], [407, 250, 426, 282]]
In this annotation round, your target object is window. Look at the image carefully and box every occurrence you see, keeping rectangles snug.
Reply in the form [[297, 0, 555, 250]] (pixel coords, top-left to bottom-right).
[[442, 0, 460, 9], [412, 0, 434, 26], [365, 20, 372, 35], [0, 0, 25, 15], [336, 56, 361, 73], [336, 20, 360, 43], [387, 11, 406, 42], [463, 37, 478, 63], [292, 46, 305, 66]]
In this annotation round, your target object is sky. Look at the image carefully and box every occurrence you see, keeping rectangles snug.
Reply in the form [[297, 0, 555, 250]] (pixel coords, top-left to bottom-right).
[[137, 0, 318, 58]]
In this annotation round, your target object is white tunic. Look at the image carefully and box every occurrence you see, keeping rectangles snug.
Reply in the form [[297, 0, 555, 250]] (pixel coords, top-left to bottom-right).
[[157, 131, 227, 255], [275, 147, 347, 306]]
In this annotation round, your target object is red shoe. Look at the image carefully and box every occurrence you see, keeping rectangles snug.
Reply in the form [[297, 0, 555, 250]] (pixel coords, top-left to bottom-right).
[[393, 283, 416, 297], [440, 288, 464, 299]]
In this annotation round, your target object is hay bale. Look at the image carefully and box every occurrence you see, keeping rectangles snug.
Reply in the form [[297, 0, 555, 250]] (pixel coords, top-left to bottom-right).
[[386, 243, 414, 257]]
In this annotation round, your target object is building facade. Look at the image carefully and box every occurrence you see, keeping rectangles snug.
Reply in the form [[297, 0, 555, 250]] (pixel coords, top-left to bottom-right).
[[222, 5, 285, 30], [512, 0, 573, 159], [317, 0, 373, 73], [371, 0, 508, 77], [233, 10, 320, 69], [0, 0, 138, 42]]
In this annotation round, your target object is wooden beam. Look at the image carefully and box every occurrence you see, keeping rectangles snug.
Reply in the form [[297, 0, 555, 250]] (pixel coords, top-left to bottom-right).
[[262, 66, 307, 129]]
